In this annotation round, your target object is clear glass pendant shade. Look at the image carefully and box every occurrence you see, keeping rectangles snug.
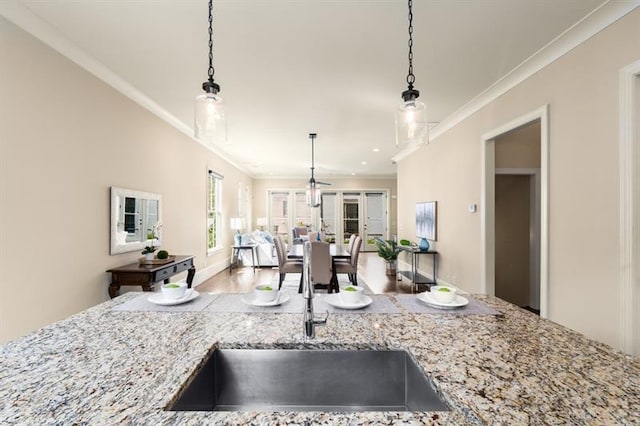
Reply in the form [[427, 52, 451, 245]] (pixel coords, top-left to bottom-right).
[[306, 183, 321, 208], [395, 98, 427, 148], [195, 92, 227, 142]]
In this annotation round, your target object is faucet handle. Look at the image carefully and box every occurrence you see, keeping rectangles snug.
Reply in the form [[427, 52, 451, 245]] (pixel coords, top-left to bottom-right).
[[314, 310, 329, 325]]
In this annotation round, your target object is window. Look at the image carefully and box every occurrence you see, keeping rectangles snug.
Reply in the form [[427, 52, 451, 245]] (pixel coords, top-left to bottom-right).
[[294, 191, 313, 227], [207, 170, 223, 253]]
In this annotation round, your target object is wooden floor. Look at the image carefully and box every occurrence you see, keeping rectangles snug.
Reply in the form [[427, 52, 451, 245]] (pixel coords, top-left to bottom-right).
[[196, 252, 419, 294]]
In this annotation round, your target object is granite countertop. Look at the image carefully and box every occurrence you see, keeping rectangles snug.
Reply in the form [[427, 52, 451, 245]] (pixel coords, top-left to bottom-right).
[[1, 293, 638, 425]]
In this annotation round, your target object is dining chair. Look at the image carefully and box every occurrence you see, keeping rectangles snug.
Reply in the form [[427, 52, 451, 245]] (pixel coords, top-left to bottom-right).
[[298, 241, 338, 293], [334, 234, 357, 265], [334, 236, 362, 286], [292, 226, 309, 244], [274, 235, 303, 289]]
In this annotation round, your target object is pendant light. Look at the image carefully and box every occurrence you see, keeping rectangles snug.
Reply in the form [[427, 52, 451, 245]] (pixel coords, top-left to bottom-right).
[[195, 0, 226, 143], [306, 133, 321, 208], [395, 0, 427, 148]]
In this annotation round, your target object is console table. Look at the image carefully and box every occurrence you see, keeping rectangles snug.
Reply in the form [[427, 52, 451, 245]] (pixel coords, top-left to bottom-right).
[[398, 246, 438, 293], [230, 244, 257, 273], [107, 255, 195, 298]]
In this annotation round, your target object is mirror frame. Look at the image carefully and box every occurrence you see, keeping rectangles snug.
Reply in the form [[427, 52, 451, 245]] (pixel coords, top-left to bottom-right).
[[110, 186, 162, 255]]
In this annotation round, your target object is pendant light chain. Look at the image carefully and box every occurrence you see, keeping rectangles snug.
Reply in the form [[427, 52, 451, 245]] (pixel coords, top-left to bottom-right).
[[195, 0, 225, 141], [406, 0, 415, 90], [207, 0, 215, 83]]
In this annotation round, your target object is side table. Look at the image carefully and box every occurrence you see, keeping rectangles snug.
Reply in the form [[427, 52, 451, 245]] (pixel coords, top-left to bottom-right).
[[230, 244, 257, 273], [398, 246, 438, 293], [106, 255, 195, 298]]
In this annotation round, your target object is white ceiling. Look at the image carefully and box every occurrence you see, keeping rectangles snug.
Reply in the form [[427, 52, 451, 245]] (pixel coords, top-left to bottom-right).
[[12, 0, 606, 179]]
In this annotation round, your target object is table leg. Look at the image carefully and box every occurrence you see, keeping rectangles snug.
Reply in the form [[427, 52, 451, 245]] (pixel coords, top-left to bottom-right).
[[108, 283, 120, 299], [433, 254, 437, 286], [186, 266, 196, 288], [251, 247, 256, 272], [230, 248, 238, 274], [412, 252, 418, 293]]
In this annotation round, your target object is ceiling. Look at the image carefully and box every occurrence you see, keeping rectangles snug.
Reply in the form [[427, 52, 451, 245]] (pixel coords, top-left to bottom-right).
[[13, 0, 606, 179]]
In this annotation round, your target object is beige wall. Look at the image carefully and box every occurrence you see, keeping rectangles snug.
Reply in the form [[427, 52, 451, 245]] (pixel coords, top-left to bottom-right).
[[252, 177, 398, 236], [397, 9, 640, 348], [0, 19, 251, 343], [495, 121, 541, 169]]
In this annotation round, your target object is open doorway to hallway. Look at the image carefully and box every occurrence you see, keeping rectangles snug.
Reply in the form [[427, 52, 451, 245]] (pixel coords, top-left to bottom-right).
[[481, 105, 549, 318], [494, 121, 541, 314]]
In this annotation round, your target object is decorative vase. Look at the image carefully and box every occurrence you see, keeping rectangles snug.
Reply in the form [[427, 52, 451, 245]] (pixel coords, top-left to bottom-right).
[[385, 260, 397, 276], [234, 232, 242, 246], [144, 253, 154, 261], [419, 238, 430, 251]]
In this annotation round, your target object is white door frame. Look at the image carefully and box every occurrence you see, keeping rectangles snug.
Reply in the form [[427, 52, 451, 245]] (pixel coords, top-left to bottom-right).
[[481, 105, 550, 318], [619, 60, 640, 356]]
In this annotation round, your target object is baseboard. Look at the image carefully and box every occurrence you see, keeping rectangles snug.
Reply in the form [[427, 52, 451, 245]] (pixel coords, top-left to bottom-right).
[[191, 257, 230, 288], [397, 259, 466, 294]]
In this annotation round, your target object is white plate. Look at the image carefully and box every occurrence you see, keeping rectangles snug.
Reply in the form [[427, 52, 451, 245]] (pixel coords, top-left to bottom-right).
[[324, 293, 373, 310], [416, 292, 468, 309], [148, 289, 199, 306], [241, 292, 290, 307]]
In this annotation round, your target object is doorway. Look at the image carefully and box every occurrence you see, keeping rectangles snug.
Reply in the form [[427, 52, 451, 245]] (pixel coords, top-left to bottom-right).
[[363, 192, 387, 251], [481, 105, 549, 318], [495, 169, 541, 313]]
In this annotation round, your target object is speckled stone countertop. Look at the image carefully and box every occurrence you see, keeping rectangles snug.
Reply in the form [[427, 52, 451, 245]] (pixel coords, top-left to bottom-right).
[[1, 293, 638, 425]]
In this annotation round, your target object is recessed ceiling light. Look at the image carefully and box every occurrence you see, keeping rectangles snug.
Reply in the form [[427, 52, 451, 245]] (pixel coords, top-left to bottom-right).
[[351, 172, 356, 176], [361, 161, 367, 165], [373, 148, 380, 152]]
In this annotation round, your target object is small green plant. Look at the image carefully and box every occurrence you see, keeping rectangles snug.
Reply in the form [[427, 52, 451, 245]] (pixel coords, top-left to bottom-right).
[[374, 238, 401, 262], [157, 250, 169, 259], [399, 239, 411, 246], [141, 246, 156, 255]]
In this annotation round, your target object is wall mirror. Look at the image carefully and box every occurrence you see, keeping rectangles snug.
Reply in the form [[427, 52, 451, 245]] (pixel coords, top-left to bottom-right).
[[110, 187, 162, 255]]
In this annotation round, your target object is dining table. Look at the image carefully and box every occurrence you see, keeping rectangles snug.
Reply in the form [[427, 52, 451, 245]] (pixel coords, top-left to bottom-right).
[[287, 243, 351, 293], [287, 243, 351, 260]]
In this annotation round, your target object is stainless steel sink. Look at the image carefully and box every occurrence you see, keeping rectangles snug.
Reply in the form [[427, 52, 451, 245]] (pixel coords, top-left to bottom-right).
[[170, 349, 449, 412]]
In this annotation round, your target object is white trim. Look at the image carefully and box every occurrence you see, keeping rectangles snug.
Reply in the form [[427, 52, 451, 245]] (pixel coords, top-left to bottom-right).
[[481, 105, 550, 318], [619, 60, 640, 356], [191, 259, 229, 288], [0, 1, 251, 176], [391, 144, 422, 164], [393, 0, 638, 163]]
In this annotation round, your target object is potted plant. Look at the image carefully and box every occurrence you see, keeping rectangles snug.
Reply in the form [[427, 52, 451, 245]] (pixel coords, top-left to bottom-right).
[[142, 222, 162, 260], [375, 238, 401, 276], [141, 245, 156, 260]]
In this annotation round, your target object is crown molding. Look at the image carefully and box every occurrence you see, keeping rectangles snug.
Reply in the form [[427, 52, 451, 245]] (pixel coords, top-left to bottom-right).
[[0, 1, 251, 176], [393, 0, 639, 163], [252, 174, 397, 181]]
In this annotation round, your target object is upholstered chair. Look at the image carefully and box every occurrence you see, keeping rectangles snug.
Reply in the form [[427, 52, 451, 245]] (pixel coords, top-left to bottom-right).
[[334, 236, 362, 286], [274, 235, 303, 289], [298, 241, 338, 293]]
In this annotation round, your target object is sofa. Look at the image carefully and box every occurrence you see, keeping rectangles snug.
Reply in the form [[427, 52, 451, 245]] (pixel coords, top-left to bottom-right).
[[238, 230, 277, 267]]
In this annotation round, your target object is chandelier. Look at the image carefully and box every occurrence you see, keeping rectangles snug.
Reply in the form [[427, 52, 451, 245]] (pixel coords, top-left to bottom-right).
[[306, 133, 321, 208]]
